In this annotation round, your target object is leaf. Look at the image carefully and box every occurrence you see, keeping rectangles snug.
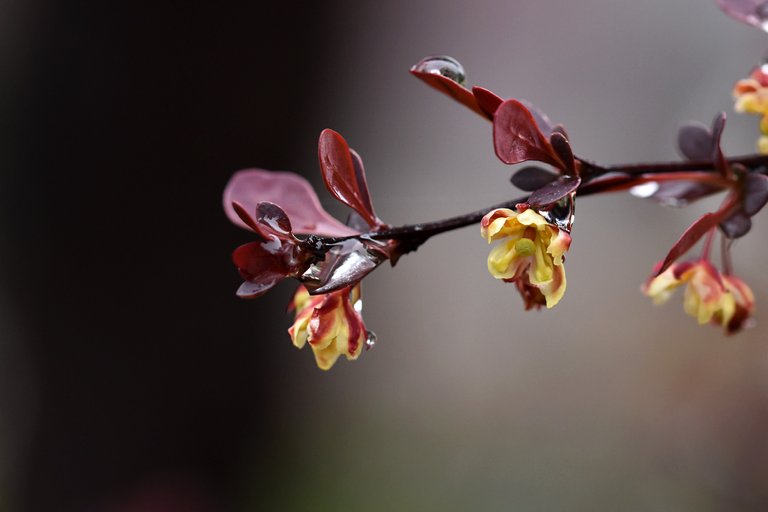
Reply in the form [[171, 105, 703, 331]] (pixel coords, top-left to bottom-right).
[[510, 166, 559, 191], [677, 122, 713, 161], [410, 67, 489, 119], [657, 213, 723, 275], [719, 210, 752, 238], [301, 239, 388, 295], [471, 86, 503, 118], [549, 132, 575, 173], [493, 99, 564, 169], [318, 129, 379, 227], [635, 181, 723, 207], [236, 273, 284, 299], [520, 99, 561, 138], [743, 173, 768, 216], [715, 0, 768, 29], [255, 201, 293, 238], [710, 113, 730, 178], [223, 169, 356, 237], [528, 175, 581, 208]]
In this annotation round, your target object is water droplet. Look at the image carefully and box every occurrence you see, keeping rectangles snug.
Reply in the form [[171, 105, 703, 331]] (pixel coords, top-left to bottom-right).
[[536, 193, 575, 232], [365, 330, 377, 350], [757, 3, 768, 30], [353, 298, 363, 313], [630, 181, 660, 198], [411, 56, 467, 86]]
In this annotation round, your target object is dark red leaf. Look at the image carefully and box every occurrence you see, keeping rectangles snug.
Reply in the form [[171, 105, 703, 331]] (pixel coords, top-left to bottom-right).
[[520, 100, 560, 138], [657, 213, 724, 275], [677, 122, 713, 161], [318, 129, 378, 227], [255, 201, 293, 237], [410, 64, 488, 119], [549, 132, 575, 174], [493, 99, 563, 169], [233, 241, 292, 279], [471, 86, 503, 118], [710, 113, 730, 178], [236, 273, 284, 299], [302, 239, 388, 295], [528, 175, 581, 208], [720, 210, 752, 238], [349, 149, 376, 224], [231, 201, 262, 234], [510, 166, 559, 191], [743, 173, 768, 216]]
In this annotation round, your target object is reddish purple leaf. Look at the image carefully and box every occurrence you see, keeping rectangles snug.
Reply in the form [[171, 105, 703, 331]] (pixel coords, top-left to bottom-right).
[[720, 210, 752, 238], [236, 273, 284, 299], [677, 122, 713, 161], [710, 113, 730, 178], [472, 86, 503, 118], [223, 169, 356, 237], [657, 213, 724, 275], [528, 175, 581, 208], [549, 132, 576, 173], [493, 99, 564, 169], [510, 166, 559, 191], [716, 0, 768, 29], [410, 62, 489, 119], [743, 173, 768, 216], [520, 100, 560, 138], [318, 129, 379, 227], [349, 149, 376, 224], [255, 201, 293, 237]]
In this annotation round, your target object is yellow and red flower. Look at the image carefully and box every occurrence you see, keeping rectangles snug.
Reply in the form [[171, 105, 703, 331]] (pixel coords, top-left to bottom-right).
[[288, 284, 366, 370], [643, 261, 754, 334], [733, 67, 768, 153], [481, 207, 571, 309]]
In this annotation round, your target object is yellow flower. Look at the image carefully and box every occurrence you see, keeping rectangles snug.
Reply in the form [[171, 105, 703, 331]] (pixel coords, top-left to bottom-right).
[[733, 68, 768, 154], [643, 261, 738, 331], [288, 284, 366, 370], [481, 207, 571, 309]]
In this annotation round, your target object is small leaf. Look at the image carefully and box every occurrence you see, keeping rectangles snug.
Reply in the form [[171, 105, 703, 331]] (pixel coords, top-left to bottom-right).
[[710, 113, 730, 178], [472, 86, 503, 118], [493, 99, 563, 169], [236, 273, 284, 299], [349, 149, 376, 224], [638, 181, 723, 207], [255, 202, 293, 237], [410, 64, 489, 119], [677, 122, 713, 161], [510, 166, 559, 191], [318, 129, 379, 227], [223, 169, 356, 237], [528, 175, 581, 208], [743, 173, 768, 216], [549, 132, 575, 173], [302, 239, 388, 295], [719, 210, 752, 238], [520, 99, 560, 138], [657, 213, 723, 275]]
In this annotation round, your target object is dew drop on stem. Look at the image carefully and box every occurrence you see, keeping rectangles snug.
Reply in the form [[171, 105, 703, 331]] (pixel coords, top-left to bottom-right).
[[365, 330, 377, 350], [411, 56, 467, 86]]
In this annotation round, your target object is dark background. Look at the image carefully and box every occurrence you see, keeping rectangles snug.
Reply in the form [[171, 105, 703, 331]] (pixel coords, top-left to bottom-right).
[[1, 2, 335, 510]]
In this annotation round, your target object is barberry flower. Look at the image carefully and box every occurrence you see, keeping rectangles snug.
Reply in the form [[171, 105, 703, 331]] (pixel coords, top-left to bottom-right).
[[481, 207, 571, 309], [733, 66, 768, 153], [643, 261, 742, 332], [722, 275, 756, 334], [288, 284, 366, 370]]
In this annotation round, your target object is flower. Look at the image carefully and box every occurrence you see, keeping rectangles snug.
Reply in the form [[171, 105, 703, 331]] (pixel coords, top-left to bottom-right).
[[722, 275, 756, 334], [642, 261, 751, 333], [288, 284, 366, 370], [481, 207, 571, 309], [733, 66, 768, 153]]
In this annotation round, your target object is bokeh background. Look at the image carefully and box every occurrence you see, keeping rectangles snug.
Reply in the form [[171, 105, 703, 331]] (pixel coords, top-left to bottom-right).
[[2, 0, 768, 510]]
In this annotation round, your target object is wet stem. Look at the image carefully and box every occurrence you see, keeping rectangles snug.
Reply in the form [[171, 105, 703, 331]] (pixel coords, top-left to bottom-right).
[[320, 153, 766, 252]]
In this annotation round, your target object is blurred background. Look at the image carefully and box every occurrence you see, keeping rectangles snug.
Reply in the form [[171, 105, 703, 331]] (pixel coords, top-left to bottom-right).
[[2, 0, 768, 510]]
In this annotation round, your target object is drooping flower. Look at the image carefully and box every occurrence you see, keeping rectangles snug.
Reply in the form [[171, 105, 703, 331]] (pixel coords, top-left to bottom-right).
[[481, 207, 571, 309], [733, 66, 768, 153], [722, 275, 756, 334], [288, 284, 366, 370], [643, 261, 744, 332]]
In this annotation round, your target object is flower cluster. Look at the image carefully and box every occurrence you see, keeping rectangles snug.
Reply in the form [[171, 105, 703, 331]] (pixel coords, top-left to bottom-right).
[[644, 261, 754, 335], [733, 66, 768, 153]]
